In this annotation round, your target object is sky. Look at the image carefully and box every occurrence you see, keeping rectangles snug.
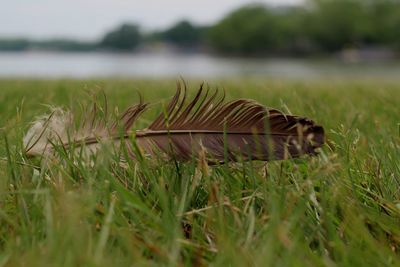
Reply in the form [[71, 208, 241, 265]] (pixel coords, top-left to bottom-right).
[[0, 0, 303, 40]]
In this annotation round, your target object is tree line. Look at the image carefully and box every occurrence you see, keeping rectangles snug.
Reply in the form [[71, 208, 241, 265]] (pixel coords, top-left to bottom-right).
[[1, 0, 400, 55]]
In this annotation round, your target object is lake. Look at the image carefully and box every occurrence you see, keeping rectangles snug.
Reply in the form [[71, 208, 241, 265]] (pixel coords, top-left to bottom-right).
[[0, 51, 399, 79]]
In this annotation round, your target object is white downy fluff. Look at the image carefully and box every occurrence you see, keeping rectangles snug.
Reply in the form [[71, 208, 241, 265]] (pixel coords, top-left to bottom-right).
[[23, 108, 73, 157]]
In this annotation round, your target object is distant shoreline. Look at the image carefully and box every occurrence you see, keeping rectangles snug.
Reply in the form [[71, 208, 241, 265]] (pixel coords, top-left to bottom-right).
[[0, 47, 398, 63], [1, 51, 400, 80]]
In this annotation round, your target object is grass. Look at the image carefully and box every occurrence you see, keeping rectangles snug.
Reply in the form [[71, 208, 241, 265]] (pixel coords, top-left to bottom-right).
[[0, 79, 399, 266]]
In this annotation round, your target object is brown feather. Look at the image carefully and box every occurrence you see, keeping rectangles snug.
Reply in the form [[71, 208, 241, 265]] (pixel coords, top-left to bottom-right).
[[133, 84, 324, 163], [24, 83, 324, 163]]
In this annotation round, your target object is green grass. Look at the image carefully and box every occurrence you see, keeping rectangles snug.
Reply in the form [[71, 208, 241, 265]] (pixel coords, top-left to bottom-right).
[[0, 79, 399, 266]]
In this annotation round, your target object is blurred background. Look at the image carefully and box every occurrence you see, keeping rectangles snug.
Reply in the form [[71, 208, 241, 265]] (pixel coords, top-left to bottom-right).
[[1, 0, 400, 80]]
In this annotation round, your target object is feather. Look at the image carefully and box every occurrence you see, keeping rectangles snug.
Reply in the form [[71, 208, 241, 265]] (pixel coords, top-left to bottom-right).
[[24, 83, 324, 163], [134, 83, 324, 163], [24, 107, 73, 157], [24, 99, 148, 158]]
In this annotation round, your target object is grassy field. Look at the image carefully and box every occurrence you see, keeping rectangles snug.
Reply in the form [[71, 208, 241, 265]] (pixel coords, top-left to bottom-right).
[[0, 79, 399, 266]]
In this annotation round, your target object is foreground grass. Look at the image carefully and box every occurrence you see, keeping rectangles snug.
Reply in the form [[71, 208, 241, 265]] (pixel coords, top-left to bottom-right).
[[0, 79, 399, 266]]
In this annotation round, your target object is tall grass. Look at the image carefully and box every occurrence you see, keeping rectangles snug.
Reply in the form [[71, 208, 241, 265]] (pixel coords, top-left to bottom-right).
[[0, 79, 399, 266]]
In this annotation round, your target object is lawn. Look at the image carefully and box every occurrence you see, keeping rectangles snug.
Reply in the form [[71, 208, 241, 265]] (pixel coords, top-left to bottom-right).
[[0, 79, 399, 266]]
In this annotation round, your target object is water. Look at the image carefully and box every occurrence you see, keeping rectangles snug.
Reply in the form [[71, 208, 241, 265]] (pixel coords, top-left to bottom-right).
[[0, 51, 399, 79]]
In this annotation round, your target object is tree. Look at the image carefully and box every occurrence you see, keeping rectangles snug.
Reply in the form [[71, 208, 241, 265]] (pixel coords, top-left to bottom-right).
[[305, 0, 371, 51], [163, 20, 203, 47], [208, 5, 292, 55], [366, 0, 400, 47], [100, 24, 141, 51], [0, 39, 30, 51]]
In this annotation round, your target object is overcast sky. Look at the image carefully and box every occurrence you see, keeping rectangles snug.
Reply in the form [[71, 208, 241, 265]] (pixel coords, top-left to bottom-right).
[[0, 0, 303, 40]]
